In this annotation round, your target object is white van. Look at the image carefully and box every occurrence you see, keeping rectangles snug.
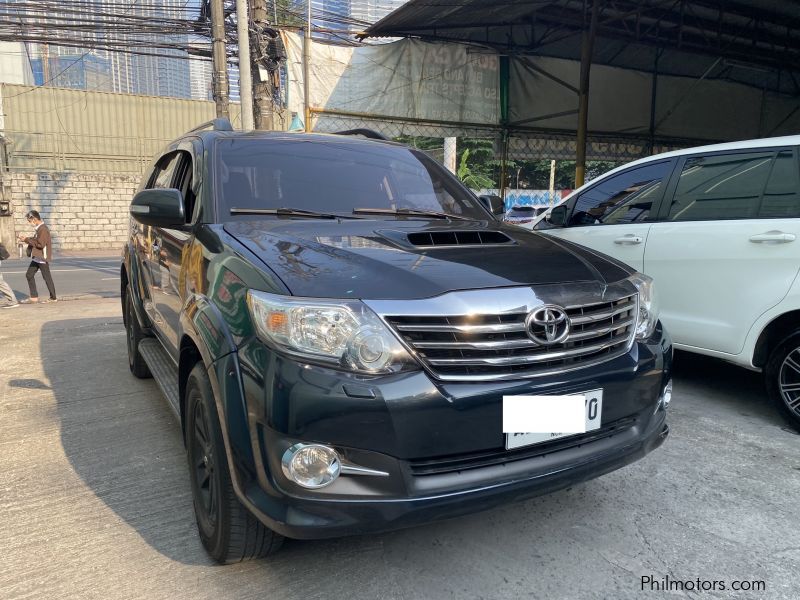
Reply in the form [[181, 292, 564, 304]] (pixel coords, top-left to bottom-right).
[[537, 135, 800, 429]]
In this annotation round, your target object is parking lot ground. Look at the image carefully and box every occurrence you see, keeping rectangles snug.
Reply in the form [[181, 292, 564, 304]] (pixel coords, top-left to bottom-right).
[[1, 297, 798, 600]]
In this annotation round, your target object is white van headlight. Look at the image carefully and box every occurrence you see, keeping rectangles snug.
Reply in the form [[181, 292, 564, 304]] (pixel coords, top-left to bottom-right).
[[628, 273, 660, 340], [247, 290, 415, 374]]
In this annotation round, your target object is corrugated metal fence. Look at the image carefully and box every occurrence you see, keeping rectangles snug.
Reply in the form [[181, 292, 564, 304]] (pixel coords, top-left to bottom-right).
[[0, 84, 241, 173]]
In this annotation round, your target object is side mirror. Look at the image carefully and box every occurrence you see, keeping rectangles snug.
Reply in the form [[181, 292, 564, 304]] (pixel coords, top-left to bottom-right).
[[478, 194, 505, 218], [546, 204, 568, 227], [130, 188, 186, 228]]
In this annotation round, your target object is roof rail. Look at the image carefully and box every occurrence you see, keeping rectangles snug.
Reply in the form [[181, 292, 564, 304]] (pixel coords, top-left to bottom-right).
[[186, 118, 234, 134], [334, 128, 389, 141]]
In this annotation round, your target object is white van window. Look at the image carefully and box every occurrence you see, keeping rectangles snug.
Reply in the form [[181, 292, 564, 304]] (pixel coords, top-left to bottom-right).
[[667, 152, 773, 221], [758, 150, 800, 218], [568, 162, 671, 227]]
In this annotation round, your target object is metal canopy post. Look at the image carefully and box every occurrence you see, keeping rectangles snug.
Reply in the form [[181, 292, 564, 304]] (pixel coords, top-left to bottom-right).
[[648, 47, 661, 154], [499, 54, 510, 200], [574, 0, 600, 188]]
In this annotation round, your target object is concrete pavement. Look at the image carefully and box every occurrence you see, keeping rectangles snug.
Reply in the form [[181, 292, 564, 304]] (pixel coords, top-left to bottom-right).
[[0, 297, 798, 599]]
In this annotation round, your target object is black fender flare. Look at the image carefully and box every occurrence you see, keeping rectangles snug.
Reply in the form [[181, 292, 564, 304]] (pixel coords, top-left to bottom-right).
[[122, 242, 152, 334], [179, 295, 262, 517]]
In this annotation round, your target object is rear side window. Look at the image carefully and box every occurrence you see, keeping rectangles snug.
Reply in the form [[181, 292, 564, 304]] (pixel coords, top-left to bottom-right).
[[150, 152, 182, 189], [666, 151, 778, 221], [568, 162, 671, 227], [173, 153, 197, 224], [759, 150, 800, 218]]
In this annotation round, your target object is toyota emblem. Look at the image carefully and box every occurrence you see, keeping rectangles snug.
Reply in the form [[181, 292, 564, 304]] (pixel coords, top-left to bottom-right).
[[525, 305, 570, 345]]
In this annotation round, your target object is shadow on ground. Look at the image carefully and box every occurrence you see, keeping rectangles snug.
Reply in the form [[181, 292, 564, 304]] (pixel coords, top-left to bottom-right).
[[41, 316, 614, 569], [671, 349, 788, 428]]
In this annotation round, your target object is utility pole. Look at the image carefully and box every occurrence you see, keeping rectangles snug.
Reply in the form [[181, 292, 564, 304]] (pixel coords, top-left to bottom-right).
[[41, 43, 50, 83], [236, 0, 254, 129], [250, 0, 274, 129], [303, 0, 312, 132], [210, 0, 230, 119]]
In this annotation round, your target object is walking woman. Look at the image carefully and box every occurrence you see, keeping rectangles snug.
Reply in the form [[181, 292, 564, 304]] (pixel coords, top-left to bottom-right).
[[17, 210, 57, 303]]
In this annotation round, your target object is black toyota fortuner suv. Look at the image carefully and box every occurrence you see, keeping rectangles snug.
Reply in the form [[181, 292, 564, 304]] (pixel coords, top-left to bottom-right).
[[122, 119, 672, 563]]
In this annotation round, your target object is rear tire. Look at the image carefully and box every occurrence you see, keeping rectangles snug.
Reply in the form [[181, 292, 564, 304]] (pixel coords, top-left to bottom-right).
[[125, 284, 151, 379], [765, 331, 800, 432], [185, 363, 284, 563]]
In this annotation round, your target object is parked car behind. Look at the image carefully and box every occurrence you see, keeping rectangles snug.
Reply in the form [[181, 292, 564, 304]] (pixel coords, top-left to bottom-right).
[[537, 135, 800, 429], [504, 205, 548, 226], [122, 119, 672, 563]]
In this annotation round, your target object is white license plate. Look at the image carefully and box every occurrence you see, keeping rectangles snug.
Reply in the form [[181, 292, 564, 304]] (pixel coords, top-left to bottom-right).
[[504, 389, 603, 450]]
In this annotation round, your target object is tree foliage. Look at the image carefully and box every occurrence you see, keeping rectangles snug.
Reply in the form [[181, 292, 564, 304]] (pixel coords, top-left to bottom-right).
[[457, 149, 494, 189], [392, 135, 621, 190]]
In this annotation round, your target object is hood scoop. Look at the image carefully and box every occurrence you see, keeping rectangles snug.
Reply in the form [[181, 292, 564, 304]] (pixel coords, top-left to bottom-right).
[[406, 230, 514, 248]]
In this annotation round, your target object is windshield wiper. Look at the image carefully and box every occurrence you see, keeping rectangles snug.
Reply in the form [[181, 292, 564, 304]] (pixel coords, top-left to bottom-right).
[[230, 207, 360, 219], [353, 207, 471, 221]]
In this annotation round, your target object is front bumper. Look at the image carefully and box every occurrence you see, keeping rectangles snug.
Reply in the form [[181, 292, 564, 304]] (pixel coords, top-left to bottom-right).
[[229, 324, 672, 539]]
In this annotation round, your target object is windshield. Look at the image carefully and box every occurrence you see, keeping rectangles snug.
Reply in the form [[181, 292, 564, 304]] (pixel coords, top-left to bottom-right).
[[216, 138, 489, 220]]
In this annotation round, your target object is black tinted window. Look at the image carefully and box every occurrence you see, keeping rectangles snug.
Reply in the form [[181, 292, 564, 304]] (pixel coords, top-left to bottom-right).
[[667, 152, 773, 221], [216, 138, 487, 220], [569, 162, 670, 226], [759, 150, 800, 218]]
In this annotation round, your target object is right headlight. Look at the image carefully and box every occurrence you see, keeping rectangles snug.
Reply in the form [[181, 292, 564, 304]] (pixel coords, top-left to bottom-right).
[[246, 290, 417, 374], [627, 273, 660, 340]]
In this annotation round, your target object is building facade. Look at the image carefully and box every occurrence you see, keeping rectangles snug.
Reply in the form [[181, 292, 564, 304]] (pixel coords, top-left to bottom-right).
[[6, 0, 192, 98]]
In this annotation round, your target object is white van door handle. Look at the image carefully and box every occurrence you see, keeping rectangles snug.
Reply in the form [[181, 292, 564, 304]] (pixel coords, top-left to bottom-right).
[[749, 231, 796, 244], [614, 235, 643, 245]]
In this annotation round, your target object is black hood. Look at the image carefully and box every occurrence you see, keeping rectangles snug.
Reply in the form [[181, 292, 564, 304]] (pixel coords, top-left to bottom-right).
[[223, 219, 632, 300]]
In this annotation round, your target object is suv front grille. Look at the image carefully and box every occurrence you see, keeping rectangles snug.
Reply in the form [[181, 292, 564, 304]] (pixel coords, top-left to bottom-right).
[[384, 294, 637, 381]]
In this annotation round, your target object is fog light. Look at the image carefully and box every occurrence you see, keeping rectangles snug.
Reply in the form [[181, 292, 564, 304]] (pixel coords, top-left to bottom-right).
[[661, 379, 673, 409], [281, 443, 341, 489]]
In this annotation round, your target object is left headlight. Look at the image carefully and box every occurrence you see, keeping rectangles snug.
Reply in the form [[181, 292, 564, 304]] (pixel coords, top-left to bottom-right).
[[627, 273, 660, 340], [246, 290, 417, 374]]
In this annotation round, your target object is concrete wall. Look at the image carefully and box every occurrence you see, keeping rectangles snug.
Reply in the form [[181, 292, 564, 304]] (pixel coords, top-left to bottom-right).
[[1, 171, 138, 253]]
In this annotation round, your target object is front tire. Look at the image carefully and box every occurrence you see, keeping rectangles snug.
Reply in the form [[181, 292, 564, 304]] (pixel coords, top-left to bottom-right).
[[185, 363, 284, 563], [765, 331, 800, 432], [125, 284, 151, 379]]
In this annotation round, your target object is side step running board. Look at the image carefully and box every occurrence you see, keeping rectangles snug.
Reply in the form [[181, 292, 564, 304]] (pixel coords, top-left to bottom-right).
[[138, 338, 181, 418]]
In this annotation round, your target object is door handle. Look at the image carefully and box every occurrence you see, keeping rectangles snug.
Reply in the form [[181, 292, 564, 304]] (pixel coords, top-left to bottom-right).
[[749, 231, 796, 244], [613, 235, 644, 245]]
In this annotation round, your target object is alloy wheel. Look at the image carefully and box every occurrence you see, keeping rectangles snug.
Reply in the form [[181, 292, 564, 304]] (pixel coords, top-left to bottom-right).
[[779, 348, 800, 417], [191, 396, 218, 527]]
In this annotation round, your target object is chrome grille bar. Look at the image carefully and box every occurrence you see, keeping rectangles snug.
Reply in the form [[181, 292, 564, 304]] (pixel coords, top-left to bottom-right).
[[426, 333, 631, 366], [394, 322, 527, 334], [569, 303, 635, 325], [567, 317, 636, 341]]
